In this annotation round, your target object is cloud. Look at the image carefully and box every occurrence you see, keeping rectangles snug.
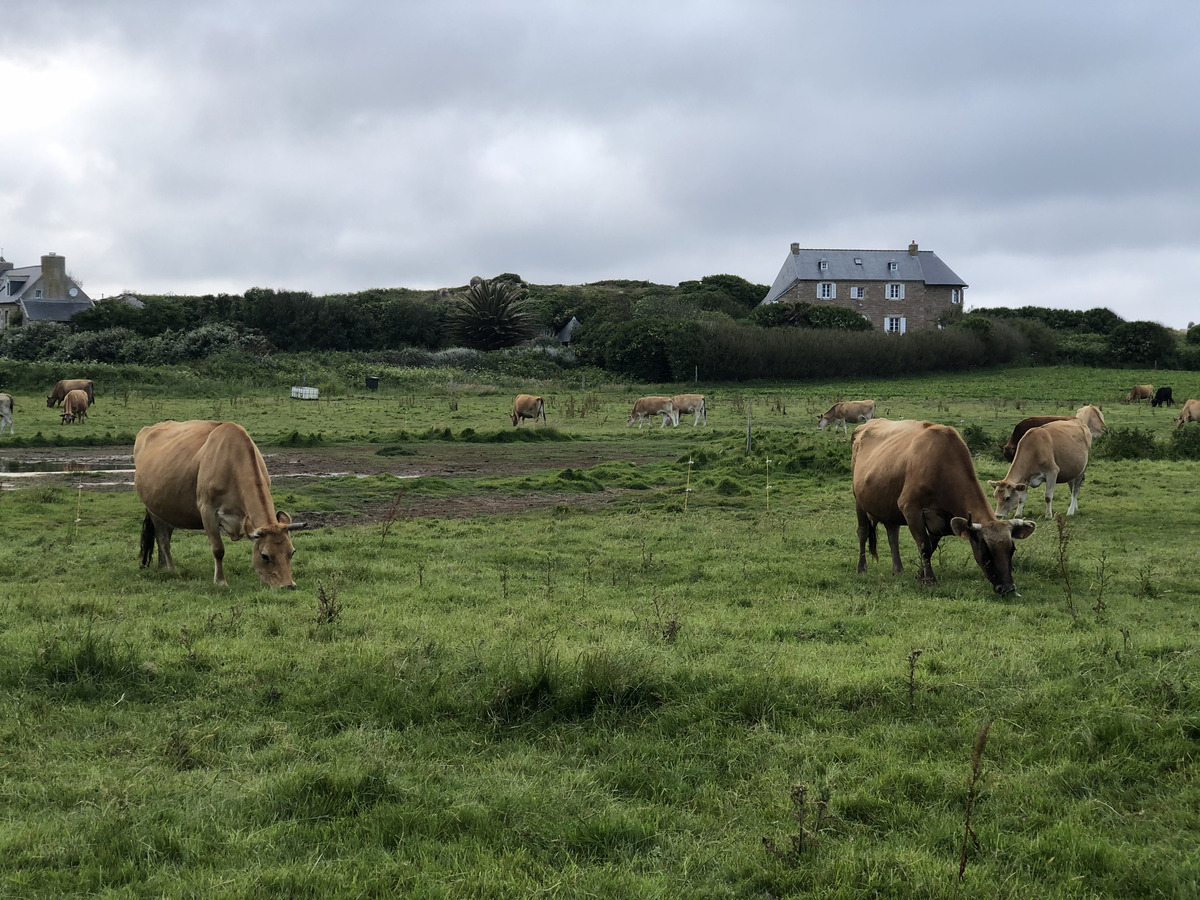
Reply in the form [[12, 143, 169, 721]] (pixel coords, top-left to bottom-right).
[[1, 1, 1197, 327]]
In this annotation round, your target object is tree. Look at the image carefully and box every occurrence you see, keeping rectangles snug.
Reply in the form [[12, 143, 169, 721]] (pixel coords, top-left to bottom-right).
[[1108, 320, 1177, 366], [449, 279, 535, 351]]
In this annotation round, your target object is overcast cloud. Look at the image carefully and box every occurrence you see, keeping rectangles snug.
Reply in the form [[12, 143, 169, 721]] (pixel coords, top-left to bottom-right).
[[3, 0, 1198, 327]]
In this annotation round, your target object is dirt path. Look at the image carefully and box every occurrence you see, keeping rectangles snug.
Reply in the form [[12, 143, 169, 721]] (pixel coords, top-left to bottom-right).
[[0, 441, 676, 521]]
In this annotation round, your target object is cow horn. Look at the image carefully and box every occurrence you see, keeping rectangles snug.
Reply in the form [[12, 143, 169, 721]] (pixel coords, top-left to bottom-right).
[[285, 521, 311, 531]]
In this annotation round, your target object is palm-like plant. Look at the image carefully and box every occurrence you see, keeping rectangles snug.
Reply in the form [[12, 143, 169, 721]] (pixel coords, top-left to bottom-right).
[[449, 279, 536, 351]]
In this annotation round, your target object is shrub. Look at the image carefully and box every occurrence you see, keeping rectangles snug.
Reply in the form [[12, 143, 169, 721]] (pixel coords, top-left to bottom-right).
[[1093, 427, 1161, 460], [449, 280, 536, 351]]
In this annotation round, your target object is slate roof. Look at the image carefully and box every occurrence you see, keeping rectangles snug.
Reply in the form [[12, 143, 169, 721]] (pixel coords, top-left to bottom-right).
[[20, 299, 97, 322], [763, 248, 967, 304]]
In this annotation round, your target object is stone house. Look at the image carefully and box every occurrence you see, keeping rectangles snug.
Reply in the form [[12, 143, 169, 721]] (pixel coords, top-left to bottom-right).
[[0, 251, 94, 330], [760, 241, 967, 333]]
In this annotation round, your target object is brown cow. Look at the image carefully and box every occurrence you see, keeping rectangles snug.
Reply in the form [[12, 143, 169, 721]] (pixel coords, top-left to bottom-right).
[[61, 389, 89, 425], [0, 393, 12, 435], [135, 420, 306, 587], [510, 394, 546, 426], [818, 400, 876, 433], [1124, 384, 1153, 403], [669, 394, 706, 426], [851, 418, 1035, 594], [46, 379, 95, 408], [627, 396, 675, 428], [1175, 399, 1200, 428], [1001, 405, 1105, 461], [990, 418, 1092, 519]]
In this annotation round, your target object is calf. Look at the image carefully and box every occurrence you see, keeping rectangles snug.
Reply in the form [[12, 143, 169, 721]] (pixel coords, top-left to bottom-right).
[[817, 399, 876, 434], [669, 394, 706, 426], [1124, 384, 1153, 403], [61, 389, 89, 425], [627, 396, 675, 428], [510, 394, 546, 426], [990, 418, 1092, 519], [1151, 386, 1174, 408]]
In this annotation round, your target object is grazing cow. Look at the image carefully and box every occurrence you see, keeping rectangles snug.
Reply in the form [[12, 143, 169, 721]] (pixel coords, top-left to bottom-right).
[[990, 418, 1092, 519], [1124, 384, 1153, 403], [1001, 405, 1106, 461], [1151, 386, 1174, 408], [510, 394, 546, 426], [61, 389, 89, 425], [0, 393, 12, 435], [135, 420, 306, 587], [852, 419, 1035, 594], [669, 394, 706, 426], [46, 379, 95, 408], [1175, 398, 1200, 428], [818, 400, 876, 434], [627, 396, 675, 428]]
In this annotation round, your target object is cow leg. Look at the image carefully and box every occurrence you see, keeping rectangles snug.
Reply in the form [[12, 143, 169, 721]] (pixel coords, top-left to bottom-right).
[[1066, 471, 1085, 515], [885, 525, 904, 574], [147, 512, 178, 572], [855, 507, 876, 573], [1042, 466, 1060, 518], [199, 508, 229, 585]]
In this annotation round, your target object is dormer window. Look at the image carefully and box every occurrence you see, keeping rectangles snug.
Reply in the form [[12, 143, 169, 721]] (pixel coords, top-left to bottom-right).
[[819, 258, 828, 271], [888, 260, 898, 273], [854, 258, 863, 266]]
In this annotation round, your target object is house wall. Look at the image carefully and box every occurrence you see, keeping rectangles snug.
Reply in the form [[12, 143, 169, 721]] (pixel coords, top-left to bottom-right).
[[773, 279, 958, 331]]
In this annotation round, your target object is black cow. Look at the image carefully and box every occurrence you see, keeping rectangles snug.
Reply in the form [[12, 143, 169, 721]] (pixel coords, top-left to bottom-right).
[[1151, 387, 1174, 408]]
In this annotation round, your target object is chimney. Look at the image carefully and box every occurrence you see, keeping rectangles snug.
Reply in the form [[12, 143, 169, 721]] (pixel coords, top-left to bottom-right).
[[41, 252, 68, 301], [0, 256, 12, 276], [908, 241, 919, 256], [790, 242, 800, 255]]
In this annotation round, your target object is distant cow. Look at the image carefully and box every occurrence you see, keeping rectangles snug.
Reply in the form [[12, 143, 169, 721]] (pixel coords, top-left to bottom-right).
[[510, 394, 546, 426], [627, 396, 675, 428], [851, 418, 1035, 594], [0, 393, 12, 435], [1125, 384, 1153, 403], [1151, 387, 1174, 408], [818, 400, 876, 434], [1175, 399, 1200, 428], [990, 418, 1093, 519], [46, 379, 95, 408], [1001, 405, 1106, 461], [135, 420, 306, 587], [669, 394, 706, 427], [61, 389, 89, 425]]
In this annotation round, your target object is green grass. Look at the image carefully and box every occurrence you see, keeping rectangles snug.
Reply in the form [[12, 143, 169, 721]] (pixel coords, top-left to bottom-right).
[[0, 364, 1197, 897]]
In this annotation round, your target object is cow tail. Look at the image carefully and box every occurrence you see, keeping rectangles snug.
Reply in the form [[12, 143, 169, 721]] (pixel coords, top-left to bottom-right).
[[867, 525, 878, 561], [140, 512, 156, 568]]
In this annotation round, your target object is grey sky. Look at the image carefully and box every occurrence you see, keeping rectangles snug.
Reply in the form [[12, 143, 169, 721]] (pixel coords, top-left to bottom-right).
[[3, 1, 1198, 327]]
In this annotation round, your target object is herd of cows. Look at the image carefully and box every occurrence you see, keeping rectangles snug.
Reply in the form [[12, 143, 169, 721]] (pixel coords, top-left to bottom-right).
[[0, 378, 1195, 594]]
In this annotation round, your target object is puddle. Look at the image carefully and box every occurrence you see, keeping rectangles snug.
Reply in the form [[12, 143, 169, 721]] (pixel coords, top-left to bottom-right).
[[0, 456, 134, 474]]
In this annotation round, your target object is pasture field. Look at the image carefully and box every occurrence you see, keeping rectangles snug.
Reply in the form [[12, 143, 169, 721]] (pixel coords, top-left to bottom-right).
[[0, 365, 1197, 898]]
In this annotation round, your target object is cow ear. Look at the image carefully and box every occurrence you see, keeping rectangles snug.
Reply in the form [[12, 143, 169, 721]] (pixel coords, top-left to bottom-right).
[[950, 516, 976, 538], [1009, 519, 1036, 540], [1015, 483, 1028, 493], [276, 510, 292, 526], [987, 480, 999, 489]]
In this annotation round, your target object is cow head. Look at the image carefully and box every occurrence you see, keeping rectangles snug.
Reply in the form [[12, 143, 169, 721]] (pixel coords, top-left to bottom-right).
[[988, 479, 1028, 518], [951, 514, 1036, 595], [247, 511, 307, 588], [46, 395, 57, 408]]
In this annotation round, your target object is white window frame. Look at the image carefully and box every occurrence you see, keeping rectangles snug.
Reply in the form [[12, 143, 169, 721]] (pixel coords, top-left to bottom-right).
[[951, 288, 962, 304], [850, 286, 865, 300], [819, 259, 828, 271], [817, 282, 836, 300], [886, 283, 905, 300], [888, 260, 898, 273], [885, 316, 907, 335]]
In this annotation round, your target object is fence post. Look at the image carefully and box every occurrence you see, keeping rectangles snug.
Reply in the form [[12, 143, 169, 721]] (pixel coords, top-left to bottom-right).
[[746, 400, 752, 453]]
